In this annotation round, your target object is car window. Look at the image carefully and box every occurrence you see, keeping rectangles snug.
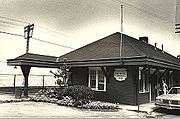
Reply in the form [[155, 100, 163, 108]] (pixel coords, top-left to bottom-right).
[[177, 89, 180, 94], [168, 88, 180, 94]]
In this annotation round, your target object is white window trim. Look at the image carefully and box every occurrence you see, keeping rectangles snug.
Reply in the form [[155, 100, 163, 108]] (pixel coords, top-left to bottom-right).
[[139, 67, 149, 93], [88, 67, 106, 92]]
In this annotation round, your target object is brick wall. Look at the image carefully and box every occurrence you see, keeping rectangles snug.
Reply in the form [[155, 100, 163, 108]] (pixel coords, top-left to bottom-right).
[[70, 66, 138, 105], [70, 67, 88, 86]]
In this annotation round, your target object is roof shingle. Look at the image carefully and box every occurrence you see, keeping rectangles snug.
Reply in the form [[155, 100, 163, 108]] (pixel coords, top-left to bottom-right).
[[59, 32, 180, 65]]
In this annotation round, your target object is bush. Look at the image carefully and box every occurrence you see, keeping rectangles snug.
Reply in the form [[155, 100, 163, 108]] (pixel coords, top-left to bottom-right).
[[62, 85, 94, 103], [30, 86, 118, 110]]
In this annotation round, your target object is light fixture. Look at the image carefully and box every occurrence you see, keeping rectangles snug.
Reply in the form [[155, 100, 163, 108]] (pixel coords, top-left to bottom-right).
[[14, 66, 17, 69]]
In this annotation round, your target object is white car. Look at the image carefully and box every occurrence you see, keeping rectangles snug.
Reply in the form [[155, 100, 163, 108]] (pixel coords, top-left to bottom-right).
[[155, 87, 180, 110]]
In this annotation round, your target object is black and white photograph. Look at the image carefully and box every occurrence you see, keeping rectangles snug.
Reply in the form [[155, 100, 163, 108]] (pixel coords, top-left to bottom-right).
[[1, 0, 180, 118]]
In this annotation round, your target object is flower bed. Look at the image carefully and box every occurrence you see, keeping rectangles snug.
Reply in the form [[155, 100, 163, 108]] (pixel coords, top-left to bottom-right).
[[30, 88, 119, 110], [82, 101, 119, 110], [0, 98, 30, 103]]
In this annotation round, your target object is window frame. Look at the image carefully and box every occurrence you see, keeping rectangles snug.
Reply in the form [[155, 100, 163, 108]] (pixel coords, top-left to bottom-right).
[[139, 67, 149, 93], [88, 67, 106, 92]]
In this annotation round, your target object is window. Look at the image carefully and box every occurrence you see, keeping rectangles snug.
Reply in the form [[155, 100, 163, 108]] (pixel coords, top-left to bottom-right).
[[139, 67, 149, 93], [88, 67, 106, 91]]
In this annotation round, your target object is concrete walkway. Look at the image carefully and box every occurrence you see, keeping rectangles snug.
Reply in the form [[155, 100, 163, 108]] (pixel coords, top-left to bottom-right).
[[118, 103, 157, 114]]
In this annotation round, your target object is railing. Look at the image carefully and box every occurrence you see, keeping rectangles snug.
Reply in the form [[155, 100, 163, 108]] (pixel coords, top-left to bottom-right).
[[0, 74, 58, 94]]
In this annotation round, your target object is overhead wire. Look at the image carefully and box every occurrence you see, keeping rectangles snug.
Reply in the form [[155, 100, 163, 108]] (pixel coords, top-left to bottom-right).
[[0, 16, 76, 49], [0, 15, 73, 40], [112, 0, 175, 24], [0, 19, 23, 27], [0, 30, 75, 49], [0, 31, 23, 37], [0, 15, 29, 24], [0, 1, 176, 43], [35, 25, 73, 39], [112, 0, 177, 36], [31, 37, 75, 49]]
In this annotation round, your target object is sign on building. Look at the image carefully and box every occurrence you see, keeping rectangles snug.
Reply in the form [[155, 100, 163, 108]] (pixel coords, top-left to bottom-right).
[[114, 68, 127, 81]]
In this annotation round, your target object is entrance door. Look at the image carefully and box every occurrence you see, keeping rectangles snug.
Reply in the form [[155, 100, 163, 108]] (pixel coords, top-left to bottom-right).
[[150, 78, 157, 102], [149, 69, 159, 102]]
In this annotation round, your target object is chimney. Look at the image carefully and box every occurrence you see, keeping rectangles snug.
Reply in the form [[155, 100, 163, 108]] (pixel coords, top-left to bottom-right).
[[139, 37, 148, 43], [155, 43, 157, 50]]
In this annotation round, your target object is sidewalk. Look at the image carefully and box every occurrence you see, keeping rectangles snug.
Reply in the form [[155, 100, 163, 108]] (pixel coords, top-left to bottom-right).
[[118, 102, 157, 114]]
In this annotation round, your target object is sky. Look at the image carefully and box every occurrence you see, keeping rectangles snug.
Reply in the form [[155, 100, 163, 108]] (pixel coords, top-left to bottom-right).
[[0, 0, 180, 76]]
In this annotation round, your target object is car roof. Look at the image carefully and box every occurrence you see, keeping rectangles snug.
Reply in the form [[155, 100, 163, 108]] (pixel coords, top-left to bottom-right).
[[171, 87, 180, 89]]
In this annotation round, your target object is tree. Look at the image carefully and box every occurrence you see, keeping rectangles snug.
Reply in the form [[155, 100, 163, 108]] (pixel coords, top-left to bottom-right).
[[50, 59, 71, 87]]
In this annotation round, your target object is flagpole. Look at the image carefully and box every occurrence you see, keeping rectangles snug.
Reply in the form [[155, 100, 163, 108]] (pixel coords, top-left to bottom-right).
[[120, 5, 124, 57]]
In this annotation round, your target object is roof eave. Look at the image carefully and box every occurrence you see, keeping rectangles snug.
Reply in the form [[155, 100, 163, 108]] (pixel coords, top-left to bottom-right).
[[58, 57, 180, 70], [7, 59, 59, 68], [7, 56, 180, 70]]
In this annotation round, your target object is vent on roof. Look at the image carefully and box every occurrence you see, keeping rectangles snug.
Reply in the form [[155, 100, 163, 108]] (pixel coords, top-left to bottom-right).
[[177, 55, 180, 59], [56, 57, 59, 62], [155, 43, 157, 50], [161, 44, 164, 52], [139, 37, 148, 43]]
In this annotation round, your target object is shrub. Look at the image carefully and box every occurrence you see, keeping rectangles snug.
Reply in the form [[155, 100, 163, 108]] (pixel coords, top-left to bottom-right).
[[30, 86, 118, 110], [62, 85, 94, 103]]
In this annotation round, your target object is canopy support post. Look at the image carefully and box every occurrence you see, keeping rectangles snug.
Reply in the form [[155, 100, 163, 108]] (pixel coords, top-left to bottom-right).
[[21, 65, 31, 98]]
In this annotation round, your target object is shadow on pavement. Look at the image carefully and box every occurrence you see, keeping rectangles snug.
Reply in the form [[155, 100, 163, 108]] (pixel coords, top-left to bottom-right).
[[154, 107, 180, 115]]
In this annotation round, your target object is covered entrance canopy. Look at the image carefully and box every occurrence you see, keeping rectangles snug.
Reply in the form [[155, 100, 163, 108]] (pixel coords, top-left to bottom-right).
[[7, 53, 59, 97], [7, 32, 180, 98]]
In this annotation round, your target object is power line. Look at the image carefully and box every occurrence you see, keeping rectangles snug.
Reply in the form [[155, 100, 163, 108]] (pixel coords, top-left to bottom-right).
[[0, 15, 29, 24], [0, 19, 23, 27], [0, 15, 73, 39], [36, 25, 72, 39], [0, 31, 24, 37], [0, 16, 74, 43], [112, 0, 175, 24], [140, 1, 174, 18], [0, 30, 75, 49], [32, 37, 75, 49]]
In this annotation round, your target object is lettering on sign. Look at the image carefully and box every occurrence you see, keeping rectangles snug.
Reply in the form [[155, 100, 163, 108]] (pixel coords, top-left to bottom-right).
[[114, 68, 127, 81]]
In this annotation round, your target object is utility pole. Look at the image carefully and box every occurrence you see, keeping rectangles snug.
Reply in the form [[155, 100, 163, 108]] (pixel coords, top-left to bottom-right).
[[24, 24, 34, 53]]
